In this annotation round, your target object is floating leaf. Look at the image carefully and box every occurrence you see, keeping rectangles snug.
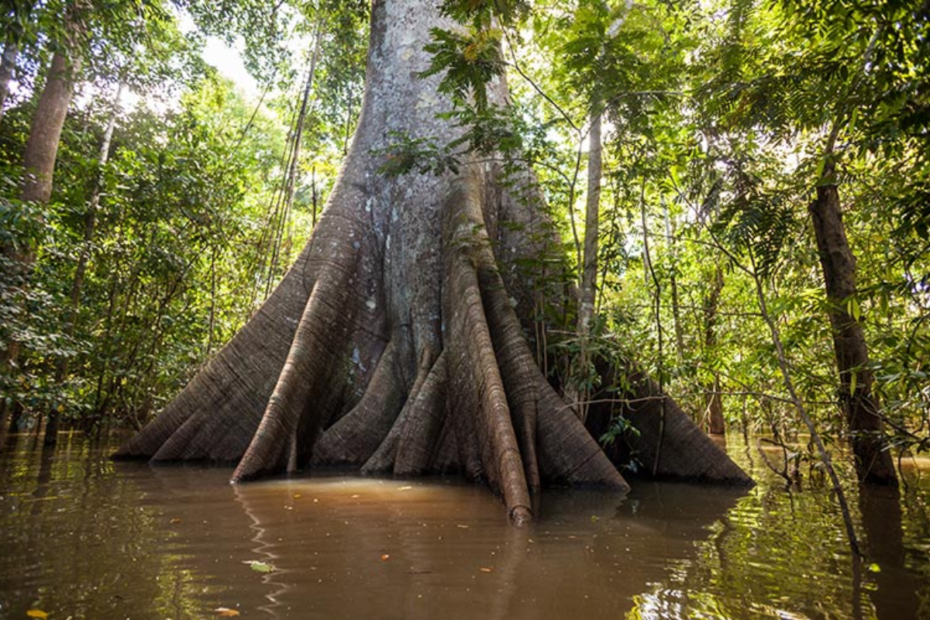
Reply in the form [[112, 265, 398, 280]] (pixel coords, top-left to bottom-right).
[[244, 560, 275, 573], [398, 486, 413, 491], [381, 554, 391, 561], [456, 524, 469, 529], [27, 611, 49, 619], [590, 515, 600, 523], [292, 493, 302, 499], [479, 567, 494, 573], [868, 563, 881, 573], [170, 518, 182, 524], [214, 607, 240, 617]]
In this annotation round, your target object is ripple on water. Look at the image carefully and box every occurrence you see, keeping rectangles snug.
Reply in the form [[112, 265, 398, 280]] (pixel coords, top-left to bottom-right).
[[0, 433, 928, 619]]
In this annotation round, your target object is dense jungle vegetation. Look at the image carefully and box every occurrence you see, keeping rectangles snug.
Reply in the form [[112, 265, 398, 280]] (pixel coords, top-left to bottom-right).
[[1, 0, 928, 483]]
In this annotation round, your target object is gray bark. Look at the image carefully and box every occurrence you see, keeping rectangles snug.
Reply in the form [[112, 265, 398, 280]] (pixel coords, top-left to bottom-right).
[[0, 39, 17, 124], [115, 0, 752, 522]]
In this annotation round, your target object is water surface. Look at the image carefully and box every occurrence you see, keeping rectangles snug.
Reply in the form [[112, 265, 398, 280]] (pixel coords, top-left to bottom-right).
[[0, 433, 928, 619]]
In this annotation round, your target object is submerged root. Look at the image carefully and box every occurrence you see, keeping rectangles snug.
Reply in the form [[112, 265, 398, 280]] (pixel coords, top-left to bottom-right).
[[311, 338, 407, 467], [361, 346, 438, 474], [232, 229, 367, 482], [587, 366, 754, 486], [393, 352, 448, 475], [445, 233, 533, 523], [117, 165, 751, 525], [113, 243, 321, 462]]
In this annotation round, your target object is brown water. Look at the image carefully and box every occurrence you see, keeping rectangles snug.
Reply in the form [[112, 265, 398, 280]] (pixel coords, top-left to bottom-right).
[[0, 434, 928, 619]]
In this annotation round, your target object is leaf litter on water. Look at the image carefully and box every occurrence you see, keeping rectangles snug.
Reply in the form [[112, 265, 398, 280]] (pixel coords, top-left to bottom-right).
[[244, 560, 275, 573]]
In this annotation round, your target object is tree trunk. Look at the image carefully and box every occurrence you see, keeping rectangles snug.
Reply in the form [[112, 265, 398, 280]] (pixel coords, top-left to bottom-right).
[[265, 27, 322, 295], [45, 82, 121, 446], [114, 0, 752, 522], [809, 162, 896, 485], [0, 39, 17, 124], [21, 50, 81, 208], [1, 5, 84, 431], [704, 266, 725, 435], [578, 110, 601, 334], [574, 109, 602, 421], [665, 199, 686, 364]]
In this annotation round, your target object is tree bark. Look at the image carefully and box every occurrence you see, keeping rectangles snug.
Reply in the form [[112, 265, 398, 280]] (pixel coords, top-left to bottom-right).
[[115, 0, 752, 522], [21, 50, 81, 208], [574, 109, 602, 421], [578, 110, 601, 335], [1, 5, 84, 430], [704, 266, 725, 435], [0, 39, 17, 124], [809, 162, 896, 485]]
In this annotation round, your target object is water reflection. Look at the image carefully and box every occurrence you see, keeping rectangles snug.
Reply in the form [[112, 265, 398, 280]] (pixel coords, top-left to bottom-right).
[[222, 476, 741, 620], [859, 485, 922, 619], [0, 433, 928, 619]]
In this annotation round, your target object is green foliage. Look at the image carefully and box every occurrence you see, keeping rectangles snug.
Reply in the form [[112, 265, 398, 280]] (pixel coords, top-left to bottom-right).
[[439, 0, 530, 28], [374, 131, 461, 177], [2, 0, 929, 461], [421, 27, 504, 111], [0, 72, 298, 429], [709, 164, 796, 278]]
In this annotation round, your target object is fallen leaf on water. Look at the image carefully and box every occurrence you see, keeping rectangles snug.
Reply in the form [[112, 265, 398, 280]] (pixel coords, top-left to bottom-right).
[[27, 611, 49, 619], [244, 560, 275, 573], [351, 494, 360, 499], [170, 518, 182, 524], [214, 607, 240, 617], [591, 515, 600, 523], [381, 554, 390, 561], [398, 486, 412, 491], [292, 493, 302, 499], [456, 524, 469, 529], [479, 567, 494, 573]]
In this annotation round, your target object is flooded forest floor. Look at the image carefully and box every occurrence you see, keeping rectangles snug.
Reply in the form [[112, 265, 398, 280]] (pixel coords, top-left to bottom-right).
[[0, 432, 928, 619]]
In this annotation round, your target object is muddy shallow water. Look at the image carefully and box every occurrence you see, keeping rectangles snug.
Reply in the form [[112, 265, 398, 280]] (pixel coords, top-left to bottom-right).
[[0, 433, 928, 619]]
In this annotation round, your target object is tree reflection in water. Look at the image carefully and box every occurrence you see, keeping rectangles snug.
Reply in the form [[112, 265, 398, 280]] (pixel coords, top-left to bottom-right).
[[0, 434, 927, 619]]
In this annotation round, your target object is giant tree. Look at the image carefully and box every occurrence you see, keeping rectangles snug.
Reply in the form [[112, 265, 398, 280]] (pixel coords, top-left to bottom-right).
[[115, 0, 751, 522]]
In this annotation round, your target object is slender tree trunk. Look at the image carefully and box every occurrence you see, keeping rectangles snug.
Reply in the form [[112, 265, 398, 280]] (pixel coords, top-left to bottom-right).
[[45, 83, 120, 445], [575, 109, 602, 420], [1, 5, 84, 432], [664, 199, 685, 364], [268, 28, 322, 288], [640, 182, 669, 474], [21, 51, 81, 208], [578, 110, 601, 334], [0, 39, 18, 124], [310, 165, 319, 226], [115, 0, 751, 522], [206, 244, 217, 355], [809, 162, 896, 485], [704, 266, 725, 435]]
